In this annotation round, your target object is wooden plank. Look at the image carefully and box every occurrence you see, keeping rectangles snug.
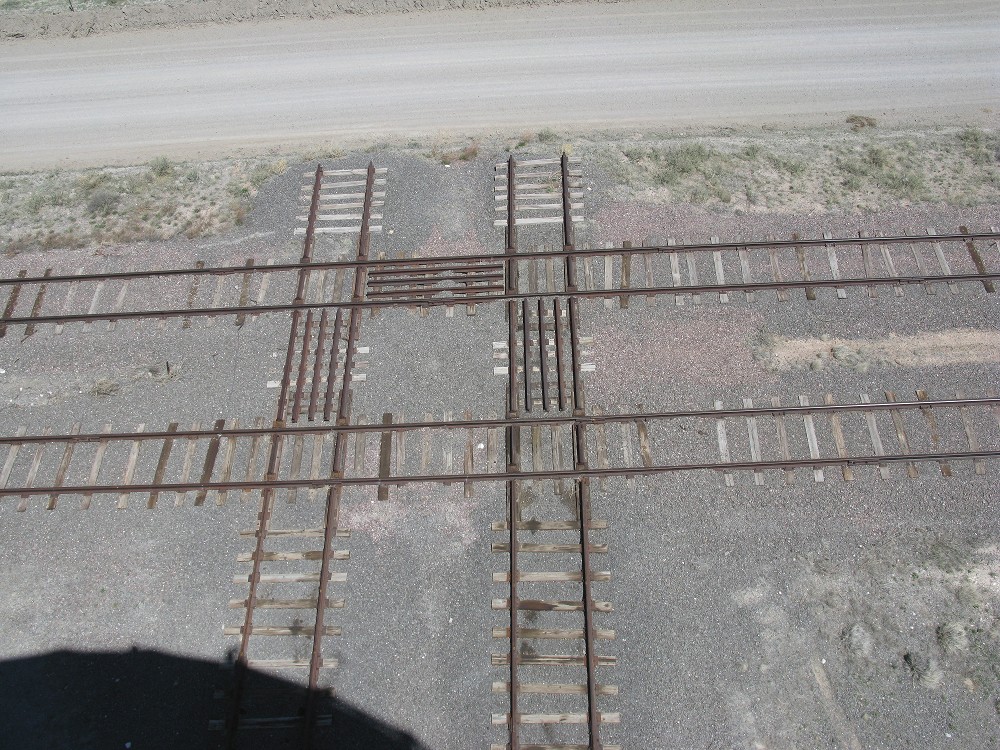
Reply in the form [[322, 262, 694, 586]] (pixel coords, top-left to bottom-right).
[[176, 420, 201, 506], [907, 233, 935, 295], [216, 418, 239, 506], [493, 571, 611, 583], [147, 422, 178, 509], [877, 234, 904, 297], [686, 244, 701, 304], [956, 389, 986, 475], [742, 398, 764, 486], [636, 413, 652, 468], [768, 240, 789, 301], [492, 520, 608, 532], [668, 238, 682, 306], [307, 432, 325, 503], [928, 227, 959, 295], [738, 241, 754, 302], [234, 572, 347, 584], [794, 235, 816, 301], [619, 420, 635, 490], [115, 426, 145, 509], [286, 434, 304, 504], [81, 424, 112, 509], [961, 230, 995, 292], [643, 252, 655, 305], [421, 413, 433, 474], [491, 653, 616, 666], [859, 236, 878, 299], [353, 415, 369, 474], [181, 260, 205, 329], [916, 389, 952, 477], [714, 400, 735, 487], [712, 236, 729, 303], [491, 543, 608, 554], [194, 419, 226, 506], [84, 277, 105, 330], [0, 426, 27, 492], [235, 258, 254, 327], [492, 598, 613, 613], [377, 412, 393, 501], [464, 408, 474, 499], [619, 242, 632, 309], [241, 417, 265, 502], [24, 268, 51, 337], [823, 232, 847, 299], [860, 393, 891, 480], [824, 395, 854, 481], [442, 411, 454, 483], [45, 423, 80, 509], [603, 247, 614, 310], [799, 395, 825, 483], [240, 527, 350, 538], [229, 598, 344, 609], [492, 712, 619, 725], [492, 627, 615, 640], [771, 396, 794, 484], [492, 682, 618, 695], [885, 390, 918, 478], [594, 405, 609, 491], [247, 658, 338, 669], [223, 625, 341, 637], [236, 550, 349, 562], [531, 424, 542, 485], [55, 269, 83, 335], [18, 427, 50, 512], [252, 259, 275, 320]]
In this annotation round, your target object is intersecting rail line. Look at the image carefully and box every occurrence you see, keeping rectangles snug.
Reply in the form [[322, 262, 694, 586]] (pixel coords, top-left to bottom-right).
[[218, 163, 376, 749], [4, 152, 1000, 750], [2, 229, 998, 331]]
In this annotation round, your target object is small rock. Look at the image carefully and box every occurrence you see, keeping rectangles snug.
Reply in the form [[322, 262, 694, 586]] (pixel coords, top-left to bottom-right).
[[810, 359, 824, 371], [819, 334, 832, 342]]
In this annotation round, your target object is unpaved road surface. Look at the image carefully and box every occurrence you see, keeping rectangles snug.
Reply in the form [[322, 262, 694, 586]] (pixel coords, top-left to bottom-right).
[[2, 0, 999, 170]]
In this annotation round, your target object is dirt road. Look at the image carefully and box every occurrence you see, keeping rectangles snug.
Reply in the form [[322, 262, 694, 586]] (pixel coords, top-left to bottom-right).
[[2, 0, 998, 170]]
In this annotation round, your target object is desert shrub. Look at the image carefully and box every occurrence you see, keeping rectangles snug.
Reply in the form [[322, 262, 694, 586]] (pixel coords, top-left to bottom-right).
[[86, 188, 121, 216], [149, 156, 174, 177]]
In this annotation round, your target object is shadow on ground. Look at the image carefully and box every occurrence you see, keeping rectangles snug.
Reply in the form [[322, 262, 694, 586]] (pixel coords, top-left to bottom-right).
[[0, 647, 426, 750]]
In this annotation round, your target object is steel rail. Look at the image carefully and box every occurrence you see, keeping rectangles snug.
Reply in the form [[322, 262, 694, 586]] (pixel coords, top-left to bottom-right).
[[4, 450, 996, 498], [3, 397, 998, 446], [225, 163, 324, 750], [6, 270, 998, 326], [303, 162, 376, 750], [561, 150, 602, 750], [503, 152, 522, 750], [2, 231, 996, 287]]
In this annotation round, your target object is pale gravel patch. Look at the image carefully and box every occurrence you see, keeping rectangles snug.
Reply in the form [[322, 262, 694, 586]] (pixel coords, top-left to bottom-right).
[[341, 485, 478, 551], [410, 226, 490, 259], [586, 306, 773, 404], [758, 329, 1000, 372]]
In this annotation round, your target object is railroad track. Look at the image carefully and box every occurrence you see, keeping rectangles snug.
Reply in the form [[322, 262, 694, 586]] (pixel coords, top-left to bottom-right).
[[220, 163, 376, 749], [3, 151, 1000, 749], [3, 229, 998, 332], [2, 392, 998, 507]]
